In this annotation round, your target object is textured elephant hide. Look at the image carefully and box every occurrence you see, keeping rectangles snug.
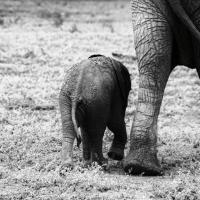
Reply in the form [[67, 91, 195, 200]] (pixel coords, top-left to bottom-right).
[[152, 0, 200, 76], [88, 55, 131, 108]]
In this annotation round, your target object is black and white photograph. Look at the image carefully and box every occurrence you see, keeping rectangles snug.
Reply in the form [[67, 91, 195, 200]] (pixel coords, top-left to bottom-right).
[[0, 0, 200, 199]]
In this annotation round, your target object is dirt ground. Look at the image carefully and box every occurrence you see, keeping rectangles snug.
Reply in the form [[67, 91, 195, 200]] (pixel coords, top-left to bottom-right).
[[0, 0, 200, 199]]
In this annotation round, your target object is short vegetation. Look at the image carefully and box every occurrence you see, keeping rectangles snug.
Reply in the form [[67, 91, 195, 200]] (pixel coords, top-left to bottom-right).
[[0, 0, 200, 199]]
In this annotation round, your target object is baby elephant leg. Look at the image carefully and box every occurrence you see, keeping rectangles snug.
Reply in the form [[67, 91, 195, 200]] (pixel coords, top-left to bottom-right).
[[87, 126, 107, 166], [59, 93, 75, 168], [81, 128, 92, 166], [107, 121, 127, 161], [91, 133, 105, 165]]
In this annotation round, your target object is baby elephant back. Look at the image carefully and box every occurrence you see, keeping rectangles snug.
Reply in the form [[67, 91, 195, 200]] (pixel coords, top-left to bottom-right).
[[81, 56, 115, 103], [87, 54, 131, 108]]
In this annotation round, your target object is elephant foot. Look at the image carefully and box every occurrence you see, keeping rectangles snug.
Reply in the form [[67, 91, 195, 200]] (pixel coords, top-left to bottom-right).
[[59, 158, 74, 176], [108, 147, 124, 161], [83, 159, 107, 166], [99, 157, 108, 167], [82, 159, 92, 167], [92, 153, 108, 166], [123, 148, 162, 176], [83, 152, 108, 167]]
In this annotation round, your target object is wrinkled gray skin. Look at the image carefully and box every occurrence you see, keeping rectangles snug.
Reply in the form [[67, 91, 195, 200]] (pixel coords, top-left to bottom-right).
[[123, 0, 200, 175], [59, 55, 131, 167]]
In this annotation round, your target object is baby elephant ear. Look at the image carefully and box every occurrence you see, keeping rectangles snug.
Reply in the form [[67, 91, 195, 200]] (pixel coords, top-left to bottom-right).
[[88, 54, 104, 59]]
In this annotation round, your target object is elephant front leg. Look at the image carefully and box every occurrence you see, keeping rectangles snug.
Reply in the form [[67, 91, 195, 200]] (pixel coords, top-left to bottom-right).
[[123, 4, 172, 175]]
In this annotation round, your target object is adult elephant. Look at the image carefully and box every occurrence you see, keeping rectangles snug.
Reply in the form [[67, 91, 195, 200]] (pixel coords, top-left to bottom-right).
[[123, 0, 200, 175]]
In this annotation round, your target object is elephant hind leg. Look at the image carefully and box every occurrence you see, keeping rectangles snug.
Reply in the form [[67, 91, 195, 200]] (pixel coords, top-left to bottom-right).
[[82, 101, 110, 166], [124, 147, 162, 176], [83, 120, 107, 166], [59, 92, 76, 168], [90, 127, 107, 165], [81, 127, 92, 166], [124, 1, 172, 175]]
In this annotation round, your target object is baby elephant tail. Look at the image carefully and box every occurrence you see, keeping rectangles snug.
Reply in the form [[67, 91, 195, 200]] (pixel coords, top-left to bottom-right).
[[72, 101, 82, 147]]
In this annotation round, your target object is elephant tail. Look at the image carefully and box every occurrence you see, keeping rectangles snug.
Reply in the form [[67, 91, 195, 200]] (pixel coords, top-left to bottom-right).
[[168, 0, 200, 42], [71, 65, 86, 148], [72, 100, 82, 147]]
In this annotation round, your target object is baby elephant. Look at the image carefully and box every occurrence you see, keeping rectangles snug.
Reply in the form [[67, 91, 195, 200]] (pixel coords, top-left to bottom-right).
[[59, 55, 131, 167]]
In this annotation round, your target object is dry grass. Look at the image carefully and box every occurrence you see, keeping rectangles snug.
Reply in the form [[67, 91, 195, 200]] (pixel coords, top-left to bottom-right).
[[0, 0, 200, 199]]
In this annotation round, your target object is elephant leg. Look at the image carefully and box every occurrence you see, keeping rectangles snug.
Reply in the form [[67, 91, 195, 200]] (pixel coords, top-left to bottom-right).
[[107, 120, 127, 161], [84, 118, 107, 165], [81, 127, 92, 166], [124, 2, 172, 175], [90, 127, 107, 165], [59, 92, 75, 167], [83, 102, 110, 165]]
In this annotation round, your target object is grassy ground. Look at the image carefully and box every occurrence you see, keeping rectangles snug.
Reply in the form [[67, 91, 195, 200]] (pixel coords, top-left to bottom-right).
[[0, 0, 200, 199]]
